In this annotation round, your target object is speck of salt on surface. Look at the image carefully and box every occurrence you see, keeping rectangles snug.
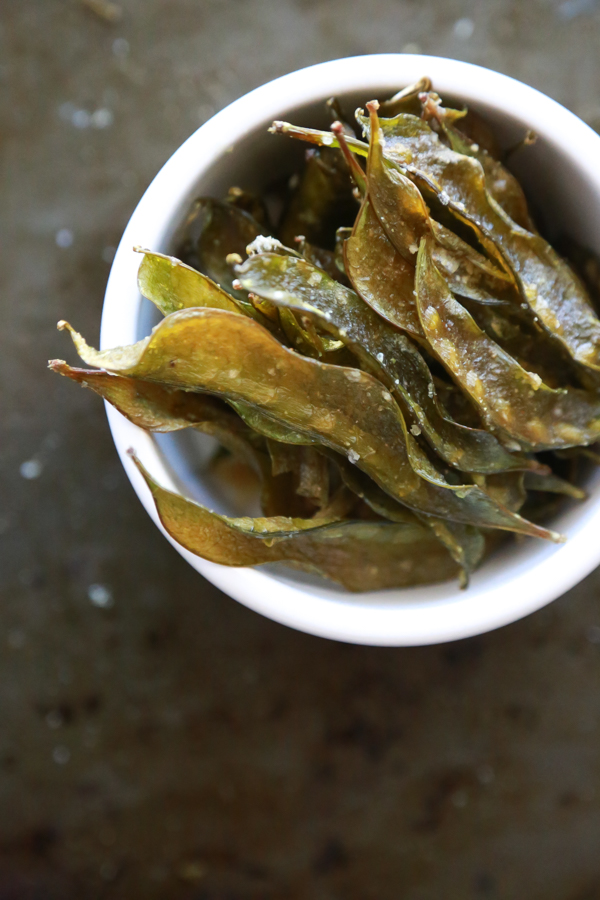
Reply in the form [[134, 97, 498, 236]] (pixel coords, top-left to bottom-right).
[[88, 584, 114, 608], [20, 459, 43, 479], [410, 424, 422, 436], [453, 17, 474, 39], [53, 745, 71, 765], [348, 449, 360, 463], [55, 228, 74, 249], [112, 37, 130, 57], [71, 108, 91, 129], [91, 108, 114, 129], [376, 352, 384, 362]]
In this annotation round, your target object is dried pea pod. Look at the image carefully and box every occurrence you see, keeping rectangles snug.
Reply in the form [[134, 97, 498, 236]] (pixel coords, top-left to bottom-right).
[[57, 310, 561, 539], [415, 237, 600, 451], [48, 361, 297, 517], [132, 454, 459, 591], [360, 108, 600, 372], [419, 91, 536, 231], [177, 198, 264, 301], [327, 451, 485, 586], [236, 251, 539, 475], [365, 103, 516, 304]]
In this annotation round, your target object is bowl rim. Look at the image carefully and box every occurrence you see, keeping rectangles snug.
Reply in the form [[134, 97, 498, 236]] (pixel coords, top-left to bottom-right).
[[100, 53, 600, 646]]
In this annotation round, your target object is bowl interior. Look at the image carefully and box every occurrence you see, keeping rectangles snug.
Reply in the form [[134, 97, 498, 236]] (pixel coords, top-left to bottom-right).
[[104, 57, 600, 643]]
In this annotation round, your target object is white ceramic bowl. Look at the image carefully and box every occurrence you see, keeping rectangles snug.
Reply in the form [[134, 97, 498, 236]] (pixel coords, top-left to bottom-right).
[[100, 54, 600, 646]]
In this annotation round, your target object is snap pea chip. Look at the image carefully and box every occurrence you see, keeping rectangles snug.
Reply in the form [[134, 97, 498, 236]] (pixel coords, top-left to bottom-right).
[[58, 310, 562, 540], [133, 454, 459, 591], [415, 237, 600, 451], [177, 198, 264, 301], [226, 186, 271, 229], [230, 401, 318, 445], [419, 91, 535, 231], [344, 197, 423, 337], [279, 146, 356, 249], [327, 451, 484, 586], [365, 104, 516, 304], [48, 361, 300, 517], [524, 471, 586, 500], [236, 251, 539, 475], [379, 77, 432, 117], [360, 108, 600, 371]]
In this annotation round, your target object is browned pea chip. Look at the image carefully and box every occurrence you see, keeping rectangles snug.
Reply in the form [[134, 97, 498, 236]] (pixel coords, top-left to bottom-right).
[[177, 198, 264, 301], [132, 454, 459, 591], [415, 237, 600, 452], [236, 251, 539, 475], [524, 471, 587, 500], [419, 91, 536, 232], [327, 451, 485, 586], [48, 361, 297, 517], [57, 310, 562, 540], [360, 109, 600, 372], [365, 104, 516, 305], [279, 146, 356, 250]]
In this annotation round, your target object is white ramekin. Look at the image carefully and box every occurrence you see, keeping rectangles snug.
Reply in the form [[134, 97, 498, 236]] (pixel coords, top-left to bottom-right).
[[100, 54, 600, 646]]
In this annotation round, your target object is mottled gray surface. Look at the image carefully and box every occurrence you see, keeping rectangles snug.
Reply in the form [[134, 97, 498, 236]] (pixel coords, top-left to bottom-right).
[[4, 1, 600, 897]]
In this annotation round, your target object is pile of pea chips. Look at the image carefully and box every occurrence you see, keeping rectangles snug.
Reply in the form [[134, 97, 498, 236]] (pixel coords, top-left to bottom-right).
[[51, 78, 600, 591]]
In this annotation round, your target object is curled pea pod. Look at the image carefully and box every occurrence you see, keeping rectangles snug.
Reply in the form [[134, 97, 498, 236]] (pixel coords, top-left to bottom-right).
[[176, 198, 264, 301], [325, 450, 485, 587], [419, 91, 536, 232], [48, 361, 299, 517], [359, 109, 600, 372], [279, 146, 357, 250], [131, 454, 460, 591], [57, 309, 562, 540], [236, 251, 540, 475], [364, 103, 516, 304], [415, 236, 600, 452]]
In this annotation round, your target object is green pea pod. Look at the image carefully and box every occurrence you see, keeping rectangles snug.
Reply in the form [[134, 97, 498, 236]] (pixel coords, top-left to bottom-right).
[[177, 198, 264, 301], [57, 310, 561, 540], [360, 109, 600, 372], [226, 186, 271, 229], [132, 454, 459, 591], [379, 77, 432, 117], [327, 451, 485, 587], [279, 147, 356, 250], [236, 251, 539, 475], [419, 91, 536, 231], [344, 197, 423, 338], [48, 361, 302, 517], [524, 471, 586, 500], [365, 105, 516, 304], [415, 236, 600, 452]]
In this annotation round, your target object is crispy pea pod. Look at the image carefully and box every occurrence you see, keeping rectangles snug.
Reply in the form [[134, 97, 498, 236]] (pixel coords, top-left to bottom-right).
[[226, 186, 271, 229], [327, 451, 485, 586], [524, 471, 586, 500], [415, 237, 600, 451], [365, 104, 516, 304], [236, 251, 539, 475], [361, 109, 600, 371], [132, 455, 459, 591], [419, 91, 535, 231], [58, 310, 561, 540], [379, 77, 432, 117], [279, 146, 356, 249], [177, 198, 264, 301], [48, 361, 297, 517], [344, 197, 423, 338]]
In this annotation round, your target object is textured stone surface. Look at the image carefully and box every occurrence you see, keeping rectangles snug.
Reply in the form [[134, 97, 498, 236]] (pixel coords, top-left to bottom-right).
[[4, 1, 600, 897]]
